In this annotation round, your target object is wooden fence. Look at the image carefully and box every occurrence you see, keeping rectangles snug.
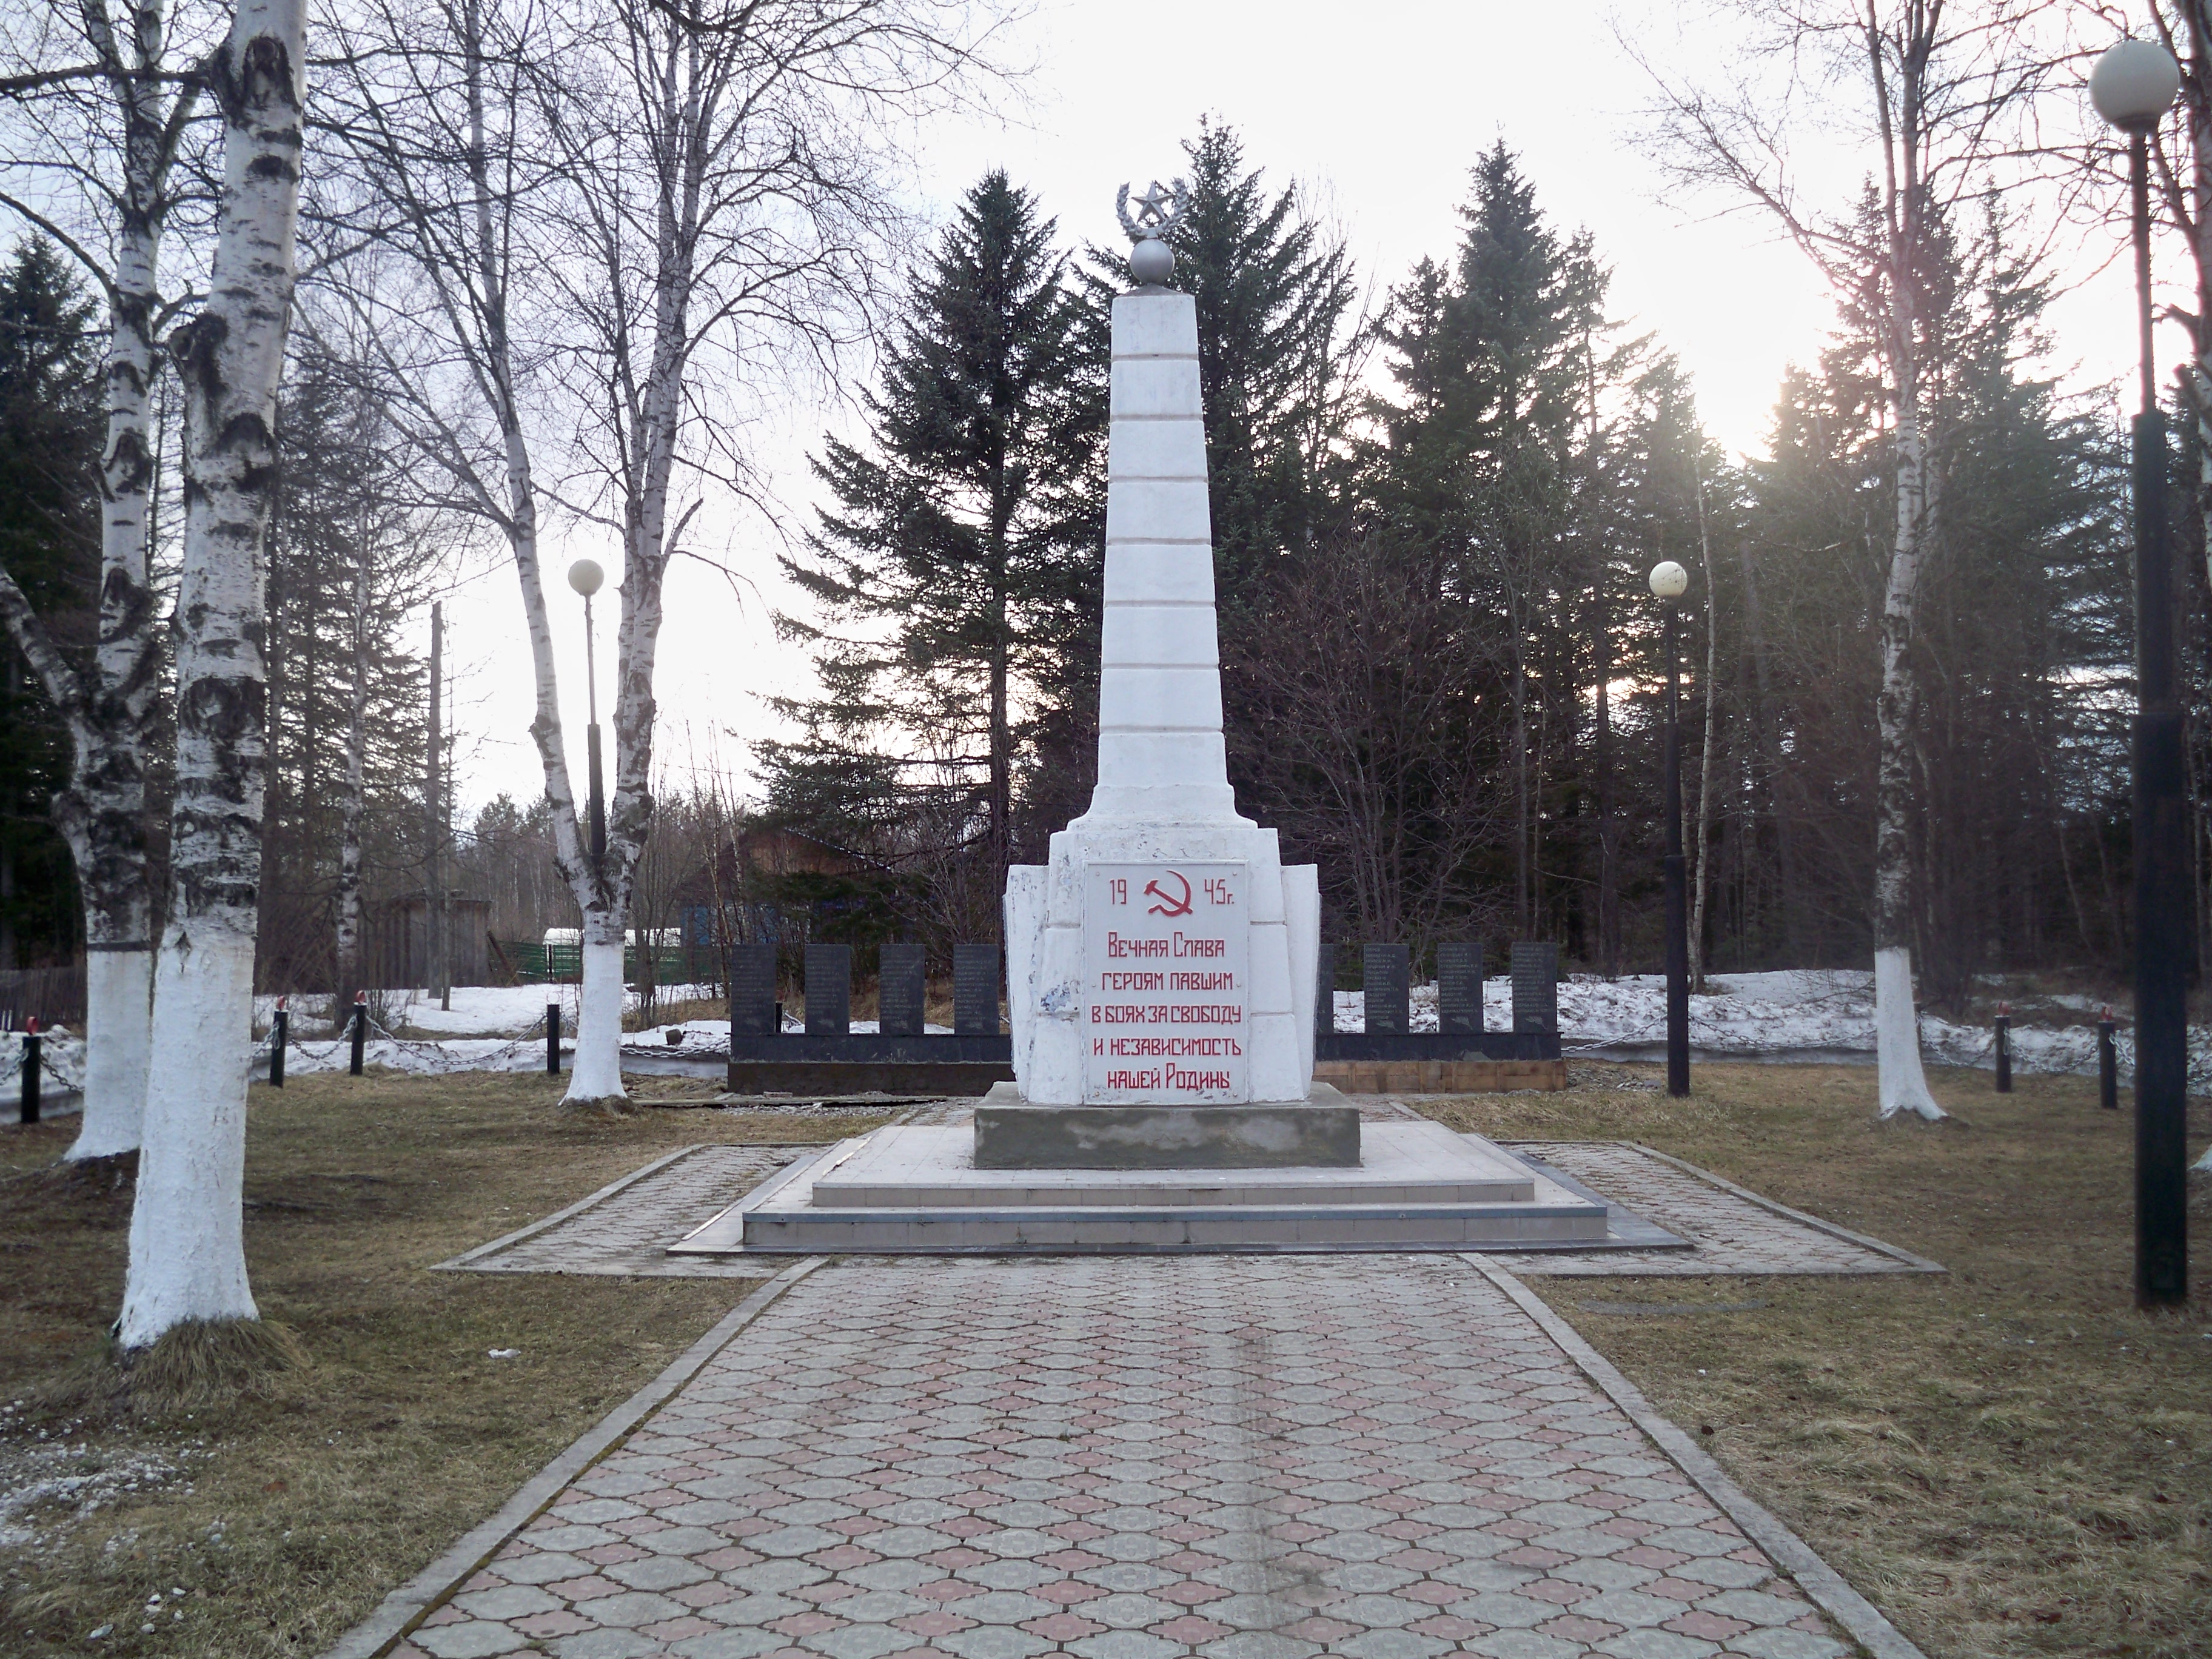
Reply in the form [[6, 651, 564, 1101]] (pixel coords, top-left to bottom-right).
[[0, 962, 87, 1030]]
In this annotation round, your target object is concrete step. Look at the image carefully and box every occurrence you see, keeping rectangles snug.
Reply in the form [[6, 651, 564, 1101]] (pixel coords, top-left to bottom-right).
[[811, 1122, 1535, 1207], [668, 1125, 1613, 1256]]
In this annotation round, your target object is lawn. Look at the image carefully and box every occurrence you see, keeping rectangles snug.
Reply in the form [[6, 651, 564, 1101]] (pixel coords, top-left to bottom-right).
[[0, 1061, 2205, 1658], [1419, 1063, 2212, 1659], [0, 1071, 890, 1659]]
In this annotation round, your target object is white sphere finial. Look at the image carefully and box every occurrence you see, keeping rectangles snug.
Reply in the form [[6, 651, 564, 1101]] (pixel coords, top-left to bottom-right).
[[1116, 178, 1188, 286], [1649, 560, 1689, 602], [567, 557, 605, 597], [2091, 38, 2180, 132]]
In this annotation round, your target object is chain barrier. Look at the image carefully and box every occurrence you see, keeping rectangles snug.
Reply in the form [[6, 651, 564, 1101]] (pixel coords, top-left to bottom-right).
[[247, 1013, 551, 1077]]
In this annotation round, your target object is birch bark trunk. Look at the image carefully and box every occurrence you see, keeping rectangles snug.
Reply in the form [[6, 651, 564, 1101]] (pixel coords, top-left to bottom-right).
[[1872, 415, 1945, 1121], [1865, 10, 1945, 1122], [0, 1, 193, 1161], [119, 0, 306, 1347]]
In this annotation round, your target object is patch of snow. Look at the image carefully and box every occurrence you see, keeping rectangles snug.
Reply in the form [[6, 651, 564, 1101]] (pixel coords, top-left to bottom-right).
[[252, 983, 720, 1038], [1329, 967, 2212, 1090], [0, 1028, 85, 1091]]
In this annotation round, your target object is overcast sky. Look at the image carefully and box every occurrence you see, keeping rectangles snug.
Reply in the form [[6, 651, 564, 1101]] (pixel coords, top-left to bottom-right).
[[440, 0, 2146, 825]]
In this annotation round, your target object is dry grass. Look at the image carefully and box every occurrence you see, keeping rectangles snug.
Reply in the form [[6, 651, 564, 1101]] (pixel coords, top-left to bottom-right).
[[1417, 1062, 2212, 1659], [621, 995, 725, 1033], [0, 1070, 890, 1658], [42, 1319, 314, 1421]]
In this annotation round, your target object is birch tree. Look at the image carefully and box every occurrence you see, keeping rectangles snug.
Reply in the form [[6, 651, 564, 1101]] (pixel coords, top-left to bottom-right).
[[1634, 0, 2061, 1119], [324, 0, 996, 1106], [0, 1, 224, 1160], [116, 0, 304, 1350]]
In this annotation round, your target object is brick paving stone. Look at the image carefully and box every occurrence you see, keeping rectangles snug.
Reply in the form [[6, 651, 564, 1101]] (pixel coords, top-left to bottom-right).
[[433, 1258, 1862, 1658]]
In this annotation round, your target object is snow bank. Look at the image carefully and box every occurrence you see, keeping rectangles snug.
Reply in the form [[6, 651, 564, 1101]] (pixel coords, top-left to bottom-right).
[[0, 1027, 85, 1092], [251, 983, 719, 1037], [1331, 968, 2211, 1089], [12, 968, 2194, 1089]]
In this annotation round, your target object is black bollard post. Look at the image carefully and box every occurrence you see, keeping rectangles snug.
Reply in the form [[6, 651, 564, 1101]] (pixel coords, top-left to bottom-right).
[[546, 1000, 561, 1074], [2098, 1010, 2119, 1112], [19, 1018, 39, 1125], [350, 993, 368, 1077], [1993, 1004, 2011, 1093], [270, 1000, 288, 1087]]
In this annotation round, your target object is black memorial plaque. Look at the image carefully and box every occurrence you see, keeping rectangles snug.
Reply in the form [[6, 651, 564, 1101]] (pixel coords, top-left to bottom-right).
[[1438, 940, 1485, 1036], [878, 943, 926, 1037], [1314, 942, 1339, 1036], [804, 943, 851, 1036], [1362, 943, 1410, 1036], [1511, 941, 1558, 1034], [953, 943, 1000, 1036], [729, 944, 779, 1036]]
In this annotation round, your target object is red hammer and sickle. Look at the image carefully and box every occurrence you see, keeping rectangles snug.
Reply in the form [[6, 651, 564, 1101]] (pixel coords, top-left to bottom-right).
[[1144, 872, 1193, 917]]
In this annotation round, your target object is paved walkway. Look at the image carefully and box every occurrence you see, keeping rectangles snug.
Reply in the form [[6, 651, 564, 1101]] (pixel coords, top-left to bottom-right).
[[386, 1256, 1877, 1659], [1487, 1146, 1935, 1278], [437, 1148, 802, 1279]]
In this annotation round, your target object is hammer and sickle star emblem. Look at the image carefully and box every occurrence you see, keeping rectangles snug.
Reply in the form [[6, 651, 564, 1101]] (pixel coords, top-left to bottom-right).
[[1144, 871, 1194, 917]]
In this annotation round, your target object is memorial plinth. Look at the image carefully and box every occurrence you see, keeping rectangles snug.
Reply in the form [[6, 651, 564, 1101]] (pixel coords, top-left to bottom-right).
[[991, 279, 1327, 1166]]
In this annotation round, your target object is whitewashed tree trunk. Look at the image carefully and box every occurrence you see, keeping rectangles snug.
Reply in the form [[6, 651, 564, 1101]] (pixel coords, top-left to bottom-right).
[[119, 0, 306, 1349], [1873, 414, 1945, 1122], [568, 927, 626, 1101], [121, 935, 258, 1346], [74, 951, 153, 1158]]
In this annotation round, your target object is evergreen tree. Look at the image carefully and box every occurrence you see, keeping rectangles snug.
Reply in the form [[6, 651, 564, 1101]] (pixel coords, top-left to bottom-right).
[[1362, 146, 1622, 941], [1156, 123, 1360, 595], [767, 172, 1103, 940], [1738, 205, 2130, 990], [0, 239, 102, 967], [256, 343, 443, 991]]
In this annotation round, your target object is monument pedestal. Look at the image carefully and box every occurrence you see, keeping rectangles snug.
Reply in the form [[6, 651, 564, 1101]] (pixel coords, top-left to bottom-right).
[[973, 1082, 1357, 1168], [668, 1119, 1612, 1256]]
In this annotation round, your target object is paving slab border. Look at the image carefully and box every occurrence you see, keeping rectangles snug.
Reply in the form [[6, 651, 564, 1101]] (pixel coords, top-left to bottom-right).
[[1624, 1139, 1946, 1273], [429, 1144, 709, 1272], [1469, 1252, 1931, 1659], [317, 1256, 824, 1659]]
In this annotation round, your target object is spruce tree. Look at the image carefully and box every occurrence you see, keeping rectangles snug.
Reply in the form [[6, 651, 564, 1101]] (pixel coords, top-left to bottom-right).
[[768, 172, 1102, 938], [0, 239, 103, 967]]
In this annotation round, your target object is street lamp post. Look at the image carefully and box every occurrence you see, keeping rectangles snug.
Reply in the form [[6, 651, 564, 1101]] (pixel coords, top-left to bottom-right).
[[568, 558, 608, 874], [1651, 560, 1691, 1098], [2091, 36, 2188, 1309]]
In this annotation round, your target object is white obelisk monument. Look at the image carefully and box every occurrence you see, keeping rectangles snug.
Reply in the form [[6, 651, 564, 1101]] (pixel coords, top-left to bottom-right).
[[1000, 182, 1323, 1138]]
